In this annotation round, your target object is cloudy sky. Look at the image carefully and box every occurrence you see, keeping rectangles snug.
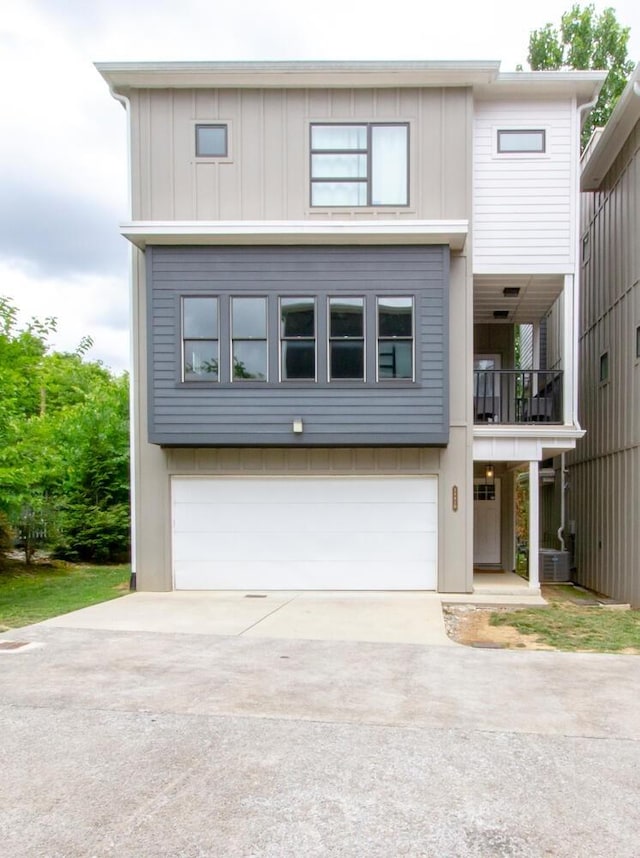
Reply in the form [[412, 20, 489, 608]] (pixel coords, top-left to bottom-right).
[[2, 0, 639, 373]]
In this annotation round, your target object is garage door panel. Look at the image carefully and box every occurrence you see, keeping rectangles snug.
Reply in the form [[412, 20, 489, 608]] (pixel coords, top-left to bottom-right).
[[173, 530, 436, 564], [173, 477, 436, 505], [173, 560, 435, 591], [174, 501, 437, 535], [172, 476, 437, 590]]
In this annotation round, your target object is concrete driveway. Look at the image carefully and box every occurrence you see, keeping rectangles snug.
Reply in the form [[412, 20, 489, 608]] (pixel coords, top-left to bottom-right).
[[1, 611, 639, 858]]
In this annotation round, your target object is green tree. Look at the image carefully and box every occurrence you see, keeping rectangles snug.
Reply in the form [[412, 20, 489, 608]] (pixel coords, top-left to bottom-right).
[[0, 297, 131, 564], [528, 4, 635, 146]]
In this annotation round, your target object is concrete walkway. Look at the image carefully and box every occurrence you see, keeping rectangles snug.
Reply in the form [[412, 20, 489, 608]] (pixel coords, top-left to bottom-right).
[[1, 623, 639, 857]]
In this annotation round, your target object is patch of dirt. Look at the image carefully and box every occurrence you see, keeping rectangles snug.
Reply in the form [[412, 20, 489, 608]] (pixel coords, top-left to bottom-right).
[[443, 604, 552, 650]]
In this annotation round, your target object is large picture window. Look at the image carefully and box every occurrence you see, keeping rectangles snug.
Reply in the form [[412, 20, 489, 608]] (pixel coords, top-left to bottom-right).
[[310, 123, 408, 207], [180, 293, 416, 385], [182, 297, 219, 381]]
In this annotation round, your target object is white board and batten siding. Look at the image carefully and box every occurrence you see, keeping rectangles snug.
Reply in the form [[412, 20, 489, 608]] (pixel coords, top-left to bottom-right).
[[473, 100, 577, 274], [172, 476, 437, 590]]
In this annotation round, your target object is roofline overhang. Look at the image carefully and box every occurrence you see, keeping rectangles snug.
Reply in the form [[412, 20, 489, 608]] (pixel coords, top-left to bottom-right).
[[96, 60, 501, 91], [581, 63, 640, 191], [119, 219, 469, 251]]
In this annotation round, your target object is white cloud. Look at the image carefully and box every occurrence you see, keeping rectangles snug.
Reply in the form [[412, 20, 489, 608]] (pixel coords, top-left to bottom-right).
[[1, 0, 639, 373]]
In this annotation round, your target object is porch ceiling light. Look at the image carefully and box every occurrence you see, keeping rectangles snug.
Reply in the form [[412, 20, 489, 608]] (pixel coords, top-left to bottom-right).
[[502, 287, 520, 297], [485, 463, 495, 481], [493, 310, 509, 319]]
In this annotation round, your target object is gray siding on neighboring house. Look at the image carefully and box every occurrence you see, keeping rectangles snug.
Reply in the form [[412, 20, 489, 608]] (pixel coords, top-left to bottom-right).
[[147, 244, 450, 446], [569, 115, 640, 607]]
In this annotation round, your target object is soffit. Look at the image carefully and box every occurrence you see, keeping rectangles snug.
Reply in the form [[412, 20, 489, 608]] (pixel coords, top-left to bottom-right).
[[474, 274, 564, 324]]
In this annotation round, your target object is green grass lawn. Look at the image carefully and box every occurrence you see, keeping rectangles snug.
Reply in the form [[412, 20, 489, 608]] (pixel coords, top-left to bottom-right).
[[490, 600, 640, 653], [0, 562, 130, 630]]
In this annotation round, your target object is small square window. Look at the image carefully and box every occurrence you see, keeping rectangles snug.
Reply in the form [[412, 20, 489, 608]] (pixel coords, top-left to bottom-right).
[[195, 124, 228, 158], [599, 351, 609, 383], [497, 129, 546, 154]]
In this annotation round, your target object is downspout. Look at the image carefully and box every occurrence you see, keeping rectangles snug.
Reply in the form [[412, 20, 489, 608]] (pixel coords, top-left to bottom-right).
[[109, 86, 137, 591], [557, 92, 601, 554]]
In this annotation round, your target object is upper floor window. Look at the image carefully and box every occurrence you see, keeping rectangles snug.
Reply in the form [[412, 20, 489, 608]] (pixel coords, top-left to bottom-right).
[[310, 123, 409, 207], [280, 298, 316, 381], [497, 129, 546, 154], [195, 124, 228, 158], [377, 297, 414, 380], [329, 297, 365, 380], [232, 297, 267, 381], [182, 297, 219, 381]]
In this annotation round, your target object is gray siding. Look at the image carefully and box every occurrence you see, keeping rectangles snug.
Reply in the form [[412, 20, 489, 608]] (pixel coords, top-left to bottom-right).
[[147, 245, 449, 446], [569, 117, 640, 607]]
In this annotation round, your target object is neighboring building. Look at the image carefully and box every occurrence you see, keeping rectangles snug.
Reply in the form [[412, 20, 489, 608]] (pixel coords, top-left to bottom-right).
[[97, 61, 604, 594], [570, 64, 640, 607]]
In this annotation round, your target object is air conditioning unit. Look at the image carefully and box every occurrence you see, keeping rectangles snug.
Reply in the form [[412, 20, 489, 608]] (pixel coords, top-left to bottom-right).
[[539, 549, 571, 583]]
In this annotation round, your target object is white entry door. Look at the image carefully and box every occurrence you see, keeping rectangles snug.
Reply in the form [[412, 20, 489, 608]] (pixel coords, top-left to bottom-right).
[[473, 478, 501, 565], [171, 476, 438, 590]]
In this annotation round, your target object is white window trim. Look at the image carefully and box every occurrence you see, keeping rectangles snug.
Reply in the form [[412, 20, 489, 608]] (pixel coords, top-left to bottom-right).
[[192, 120, 233, 164]]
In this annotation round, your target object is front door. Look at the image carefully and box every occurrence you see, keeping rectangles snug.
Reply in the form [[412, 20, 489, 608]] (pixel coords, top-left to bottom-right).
[[474, 354, 501, 422], [473, 478, 501, 565]]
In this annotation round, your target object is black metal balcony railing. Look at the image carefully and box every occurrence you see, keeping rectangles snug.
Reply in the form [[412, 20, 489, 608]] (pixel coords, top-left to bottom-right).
[[474, 369, 564, 424]]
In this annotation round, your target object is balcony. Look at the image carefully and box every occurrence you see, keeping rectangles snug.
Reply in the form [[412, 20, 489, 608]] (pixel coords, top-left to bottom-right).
[[474, 369, 563, 425]]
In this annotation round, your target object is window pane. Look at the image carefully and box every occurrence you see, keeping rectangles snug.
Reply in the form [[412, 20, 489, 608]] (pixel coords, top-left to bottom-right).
[[378, 297, 412, 337], [497, 130, 545, 153], [281, 298, 315, 337], [232, 297, 266, 338], [330, 341, 364, 380], [311, 125, 366, 150], [184, 341, 218, 381], [311, 182, 367, 207], [311, 154, 367, 179], [282, 341, 315, 380], [183, 297, 218, 339], [233, 341, 267, 381], [330, 298, 364, 337], [378, 341, 412, 379], [371, 125, 408, 205], [196, 125, 227, 157]]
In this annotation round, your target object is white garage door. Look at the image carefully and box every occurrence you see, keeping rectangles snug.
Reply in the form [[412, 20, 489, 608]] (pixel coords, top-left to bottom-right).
[[172, 476, 437, 590]]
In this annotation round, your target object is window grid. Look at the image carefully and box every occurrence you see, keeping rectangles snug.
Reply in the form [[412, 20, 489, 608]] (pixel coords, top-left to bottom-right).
[[328, 297, 366, 381], [310, 122, 409, 207], [231, 297, 268, 382]]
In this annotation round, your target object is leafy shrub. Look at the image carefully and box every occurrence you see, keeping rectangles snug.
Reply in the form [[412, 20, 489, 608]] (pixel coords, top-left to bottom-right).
[[53, 502, 130, 564], [0, 512, 13, 568]]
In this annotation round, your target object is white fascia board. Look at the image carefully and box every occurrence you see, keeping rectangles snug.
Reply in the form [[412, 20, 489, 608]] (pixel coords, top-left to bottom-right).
[[473, 426, 585, 463], [96, 60, 500, 91], [476, 70, 606, 103], [120, 220, 469, 250]]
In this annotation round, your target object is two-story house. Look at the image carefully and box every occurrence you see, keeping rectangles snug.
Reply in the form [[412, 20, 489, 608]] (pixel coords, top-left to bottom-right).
[[569, 63, 640, 608], [97, 61, 604, 595]]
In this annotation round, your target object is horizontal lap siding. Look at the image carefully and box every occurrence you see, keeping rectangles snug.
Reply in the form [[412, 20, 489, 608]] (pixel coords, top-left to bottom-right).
[[148, 245, 449, 445], [473, 99, 574, 273]]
